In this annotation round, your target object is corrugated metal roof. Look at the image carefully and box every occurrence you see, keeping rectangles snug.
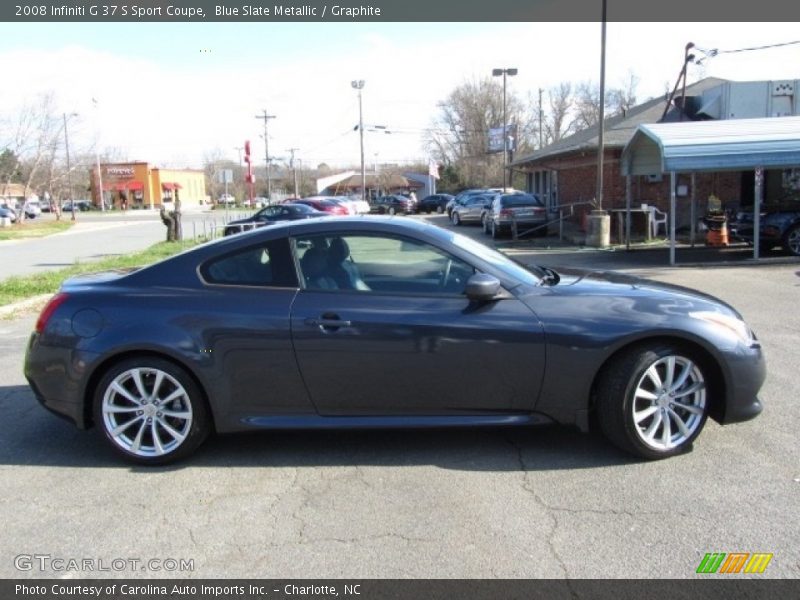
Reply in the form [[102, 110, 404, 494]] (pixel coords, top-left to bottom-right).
[[622, 115, 800, 175]]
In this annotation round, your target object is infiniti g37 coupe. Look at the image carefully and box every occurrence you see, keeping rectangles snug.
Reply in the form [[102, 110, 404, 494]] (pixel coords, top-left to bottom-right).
[[24, 217, 765, 464]]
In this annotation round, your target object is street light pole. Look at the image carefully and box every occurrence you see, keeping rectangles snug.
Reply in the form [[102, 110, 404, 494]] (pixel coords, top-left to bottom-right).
[[351, 80, 366, 202], [492, 68, 517, 190], [63, 112, 78, 221], [255, 110, 276, 201], [287, 147, 299, 198]]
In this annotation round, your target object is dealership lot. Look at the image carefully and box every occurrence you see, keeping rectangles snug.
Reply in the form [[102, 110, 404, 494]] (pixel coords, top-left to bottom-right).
[[0, 218, 798, 579]]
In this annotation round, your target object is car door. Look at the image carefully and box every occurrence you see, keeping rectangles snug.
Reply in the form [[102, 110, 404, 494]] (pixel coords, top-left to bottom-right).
[[289, 231, 546, 415]]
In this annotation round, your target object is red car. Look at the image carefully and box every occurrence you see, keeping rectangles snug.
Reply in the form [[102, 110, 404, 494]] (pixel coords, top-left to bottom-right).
[[293, 198, 349, 215]]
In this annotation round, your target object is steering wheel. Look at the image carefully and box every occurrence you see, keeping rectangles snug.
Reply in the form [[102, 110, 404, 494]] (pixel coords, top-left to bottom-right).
[[439, 258, 453, 290]]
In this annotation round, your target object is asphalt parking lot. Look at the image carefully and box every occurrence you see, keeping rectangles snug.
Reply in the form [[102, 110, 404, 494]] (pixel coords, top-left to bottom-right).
[[1, 216, 798, 579]]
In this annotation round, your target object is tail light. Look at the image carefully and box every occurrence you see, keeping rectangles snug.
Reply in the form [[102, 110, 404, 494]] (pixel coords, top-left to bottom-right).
[[499, 208, 513, 217], [35, 292, 69, 334], [532, 206, 545, 213]]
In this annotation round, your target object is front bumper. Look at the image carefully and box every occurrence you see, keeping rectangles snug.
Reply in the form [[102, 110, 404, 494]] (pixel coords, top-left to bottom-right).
[[717, 342, 766, 424]]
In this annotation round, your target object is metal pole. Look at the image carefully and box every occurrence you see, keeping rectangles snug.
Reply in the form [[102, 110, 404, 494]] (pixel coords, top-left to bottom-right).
[[596, 0, 607, 210], [502, 72, 509, 189], [63, 113, 75, 221], [670, 171, 677, 266], [690, 172, 696, 247], [625, 174, 631, 250], [754, 167, 763, 260], [358, 87, 366, 202]]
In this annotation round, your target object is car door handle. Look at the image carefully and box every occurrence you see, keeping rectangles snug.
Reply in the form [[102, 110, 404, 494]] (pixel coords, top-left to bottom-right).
[[305, 317, 352, 329]]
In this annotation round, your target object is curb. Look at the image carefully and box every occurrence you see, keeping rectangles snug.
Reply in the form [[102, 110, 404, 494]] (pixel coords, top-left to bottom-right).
[[0, 293, 52, 318]]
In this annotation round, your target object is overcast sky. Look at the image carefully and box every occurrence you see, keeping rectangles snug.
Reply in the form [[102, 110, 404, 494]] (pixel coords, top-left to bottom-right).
[[1, 21, 799, 170]]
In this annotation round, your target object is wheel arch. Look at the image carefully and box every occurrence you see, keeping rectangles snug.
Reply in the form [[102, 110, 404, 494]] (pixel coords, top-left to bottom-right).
[[588, 334, 728, 427], [83, 350, 216, 432]]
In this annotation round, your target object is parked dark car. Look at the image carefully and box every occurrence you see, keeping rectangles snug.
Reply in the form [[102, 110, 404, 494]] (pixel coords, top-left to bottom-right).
[[25, 217, 765, 464], [292, 198, 349, 216], [731, 201, 800, 256], [62, 200, 93, 212], [223, 203, 325, 236], [484, 193, 548, 238], [371, 195, 415, 215], [417, 194, 454, 214]]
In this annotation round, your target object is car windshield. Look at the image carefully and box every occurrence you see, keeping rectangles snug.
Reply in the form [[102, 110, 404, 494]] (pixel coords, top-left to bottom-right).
[[448, 231, 542, 286]]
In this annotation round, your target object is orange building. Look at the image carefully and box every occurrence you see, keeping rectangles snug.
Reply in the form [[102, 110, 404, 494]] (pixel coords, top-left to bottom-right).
[[90, 162, 207, 210]]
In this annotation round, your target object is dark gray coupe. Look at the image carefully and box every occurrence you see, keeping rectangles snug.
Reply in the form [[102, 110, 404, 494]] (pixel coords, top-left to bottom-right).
[[24, 217, 765, 464]]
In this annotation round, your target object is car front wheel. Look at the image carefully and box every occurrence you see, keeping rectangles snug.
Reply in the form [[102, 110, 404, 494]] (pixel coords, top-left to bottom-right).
[[596, 344, 709, 460], [451, 212, 461, 225], [94, 357, 210, 464], [782, 224, 800, 256], [388, 206, 396, 215], [436, 205, 444, 214]]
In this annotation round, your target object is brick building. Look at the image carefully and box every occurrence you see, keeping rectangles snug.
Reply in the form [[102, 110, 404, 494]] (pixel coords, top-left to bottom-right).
[[511, 77, 798, 230]]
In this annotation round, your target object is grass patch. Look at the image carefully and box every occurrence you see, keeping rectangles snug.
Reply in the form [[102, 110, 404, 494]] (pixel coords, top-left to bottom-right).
[[0, 220, 74, 241], [0, 238, 203, 306]]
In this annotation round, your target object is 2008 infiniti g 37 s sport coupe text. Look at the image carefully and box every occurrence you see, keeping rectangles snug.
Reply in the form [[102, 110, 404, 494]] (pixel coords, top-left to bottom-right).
[[24, 217, 766, 464]]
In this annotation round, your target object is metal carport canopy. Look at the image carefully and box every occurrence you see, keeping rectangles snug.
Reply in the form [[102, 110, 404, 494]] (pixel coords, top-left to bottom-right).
[[621, 116, 800, 175], [620, 116, 800, 265]]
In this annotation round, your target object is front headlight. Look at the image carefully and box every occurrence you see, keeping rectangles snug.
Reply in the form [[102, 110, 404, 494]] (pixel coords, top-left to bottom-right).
[[690, 311, 755, 346]]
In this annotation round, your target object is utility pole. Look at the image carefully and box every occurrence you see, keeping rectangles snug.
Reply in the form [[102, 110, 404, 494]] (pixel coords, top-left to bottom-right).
[[596, 0, 607, 210], [287, 147, 299, 198], [255, 110, 276, 200], [538, 88, 544, 149]]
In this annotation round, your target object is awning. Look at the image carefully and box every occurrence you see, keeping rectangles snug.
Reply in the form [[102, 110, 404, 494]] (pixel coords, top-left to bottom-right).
[[621, 115, 800, 176], [161, 182, 182, 191]]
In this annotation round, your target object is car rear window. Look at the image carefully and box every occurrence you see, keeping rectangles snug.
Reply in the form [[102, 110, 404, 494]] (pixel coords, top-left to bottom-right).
[[500, 194, 541, 207]]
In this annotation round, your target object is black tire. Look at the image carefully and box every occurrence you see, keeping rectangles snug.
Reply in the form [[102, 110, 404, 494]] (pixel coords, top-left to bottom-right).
[[491, 220, 502, 239], [93, 357, 211, 465], [595, 343, 710, 460], [388, 206, 396, 216], [451, 211, 461, 226], [782, 224, 800, 256], [436, 205, 444, 214]]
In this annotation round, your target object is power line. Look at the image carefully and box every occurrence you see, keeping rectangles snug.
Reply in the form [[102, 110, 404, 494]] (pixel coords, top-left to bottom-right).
[[694, 39, 800, 64]]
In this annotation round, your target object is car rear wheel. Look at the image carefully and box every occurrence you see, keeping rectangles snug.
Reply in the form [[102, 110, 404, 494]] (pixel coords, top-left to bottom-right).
[[436, 205, 444, 214], [782, 224, 800, 256], [388, 206, 396, 216], [596, 344, 709, 460], [491, 220, 502, 239], [94, 357, 210, 465]]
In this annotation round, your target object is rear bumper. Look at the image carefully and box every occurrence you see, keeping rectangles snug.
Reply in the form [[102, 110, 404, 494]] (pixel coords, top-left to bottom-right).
[[24, 333, 98, 429]]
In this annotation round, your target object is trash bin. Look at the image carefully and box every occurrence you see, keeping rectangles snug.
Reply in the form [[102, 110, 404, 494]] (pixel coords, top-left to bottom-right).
[[703, 213, 729, 246]]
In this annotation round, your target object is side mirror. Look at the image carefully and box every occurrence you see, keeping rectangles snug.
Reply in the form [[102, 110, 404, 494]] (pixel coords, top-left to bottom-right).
[[465, 273, 502, 302]]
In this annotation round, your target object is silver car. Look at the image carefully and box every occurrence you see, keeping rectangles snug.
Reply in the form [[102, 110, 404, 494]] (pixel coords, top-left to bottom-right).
[[484, 193, 548, 238], [450, 194, 492, 226]]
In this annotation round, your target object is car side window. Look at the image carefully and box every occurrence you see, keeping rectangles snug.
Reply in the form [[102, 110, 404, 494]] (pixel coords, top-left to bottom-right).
[[201, 238, 297, 287], [293, 233, 476, 295]]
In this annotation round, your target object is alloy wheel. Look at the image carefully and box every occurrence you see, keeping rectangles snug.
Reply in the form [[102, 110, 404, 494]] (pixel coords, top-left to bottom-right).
[[630, 355, 706, 451], [101, 367, 194, 458]]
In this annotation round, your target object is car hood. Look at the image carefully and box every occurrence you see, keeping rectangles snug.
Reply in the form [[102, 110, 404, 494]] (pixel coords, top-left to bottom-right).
[[530, 265, 741, 318]]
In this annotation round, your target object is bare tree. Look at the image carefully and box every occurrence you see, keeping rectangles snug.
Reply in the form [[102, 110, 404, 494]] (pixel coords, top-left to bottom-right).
[[424, 77, 528, 188], [544, 82, 576, 145]]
